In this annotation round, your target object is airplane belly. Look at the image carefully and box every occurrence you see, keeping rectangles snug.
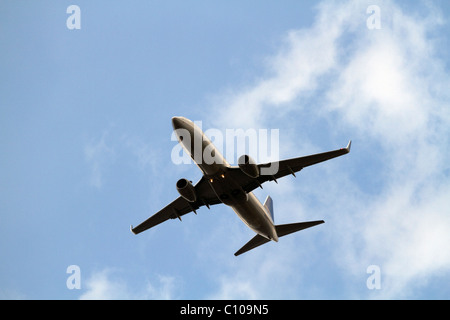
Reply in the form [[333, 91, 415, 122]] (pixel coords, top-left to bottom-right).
[[231, 193, 276, 240], [206, 167, 276, 240]]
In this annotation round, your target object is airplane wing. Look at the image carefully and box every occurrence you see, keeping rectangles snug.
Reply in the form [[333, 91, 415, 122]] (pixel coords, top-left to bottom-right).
[[229, 141, 351, 193], [131, 176, 221, 235]]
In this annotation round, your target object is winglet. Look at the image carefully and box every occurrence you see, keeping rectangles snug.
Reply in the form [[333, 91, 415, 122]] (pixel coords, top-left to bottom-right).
[[130, 225, 137, 235], [346, 140, 352, 152]]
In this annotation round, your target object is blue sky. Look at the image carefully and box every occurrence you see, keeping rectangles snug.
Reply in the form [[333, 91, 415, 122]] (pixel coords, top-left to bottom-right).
[[1, 0, 450, 299]]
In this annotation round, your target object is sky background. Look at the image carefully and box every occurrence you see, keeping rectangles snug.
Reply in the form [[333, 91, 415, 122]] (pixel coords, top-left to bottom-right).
[[1, 0, 450, 299]]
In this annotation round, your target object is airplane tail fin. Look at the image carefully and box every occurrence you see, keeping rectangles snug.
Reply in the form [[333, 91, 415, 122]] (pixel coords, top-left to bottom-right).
[[263, 196, 274, 223], [234, 220, 324, 256]]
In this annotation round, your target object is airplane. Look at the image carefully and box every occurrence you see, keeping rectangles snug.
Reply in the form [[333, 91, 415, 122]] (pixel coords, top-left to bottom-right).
[[131, 116, 351, 256]]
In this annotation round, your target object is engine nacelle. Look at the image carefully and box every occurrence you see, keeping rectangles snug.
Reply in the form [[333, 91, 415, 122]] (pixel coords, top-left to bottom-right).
[[176, 178, 197, 202], [238, 155, 259, 178]]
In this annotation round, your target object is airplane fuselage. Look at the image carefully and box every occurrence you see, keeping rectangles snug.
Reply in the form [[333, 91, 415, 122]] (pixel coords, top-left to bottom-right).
[[172, 116, 278, 242]]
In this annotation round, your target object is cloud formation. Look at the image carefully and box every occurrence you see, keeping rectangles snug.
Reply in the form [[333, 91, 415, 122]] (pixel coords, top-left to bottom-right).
[[85, 0, 450, 300], [206, 0, 450, 298], [84, 131, 115, 189], [79, 269, 177, 300]]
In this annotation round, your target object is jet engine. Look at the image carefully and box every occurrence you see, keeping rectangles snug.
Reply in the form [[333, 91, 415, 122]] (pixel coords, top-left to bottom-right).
[[176, 178, 197, 202], [238, 155, 259, 178]]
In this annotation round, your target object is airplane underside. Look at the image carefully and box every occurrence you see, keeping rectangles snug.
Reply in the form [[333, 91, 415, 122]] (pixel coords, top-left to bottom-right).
[[131, 116, 351, 256]]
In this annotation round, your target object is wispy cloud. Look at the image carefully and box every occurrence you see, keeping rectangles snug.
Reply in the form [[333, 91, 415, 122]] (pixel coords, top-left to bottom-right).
[[84, 131, 115, 189], [83, 130, 161, 189], [204, 0, 450, 299], [121, 134, 161, 173], [207, 1, 359, 131], [79, 268, 178, 300]]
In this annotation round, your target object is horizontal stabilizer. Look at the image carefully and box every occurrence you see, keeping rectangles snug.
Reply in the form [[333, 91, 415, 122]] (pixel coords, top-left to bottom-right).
[[275, 220, 324, 237], [234, 220, 324, 256], [234, 234, 270, 256]]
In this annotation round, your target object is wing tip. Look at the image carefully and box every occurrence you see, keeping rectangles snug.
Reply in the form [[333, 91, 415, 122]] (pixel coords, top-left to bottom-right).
[[130, 225, 137, 235], [346, 140, 352, 152]]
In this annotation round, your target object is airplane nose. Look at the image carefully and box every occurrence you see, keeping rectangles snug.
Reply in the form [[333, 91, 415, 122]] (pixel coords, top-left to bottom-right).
[[172, 116, 184, 130], [172, 116, 193, 131]]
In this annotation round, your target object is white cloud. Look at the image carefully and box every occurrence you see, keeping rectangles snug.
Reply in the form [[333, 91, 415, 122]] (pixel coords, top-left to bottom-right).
[[205, 0, 450, 299], [206, 238, 312, 299], [84, 131, 115, 189], [79, 268, 178, 300], [208, 1, 363, 131], [121, 134, 160, 173], [321, 2, 450, 298], [83, 130, 162, 189]]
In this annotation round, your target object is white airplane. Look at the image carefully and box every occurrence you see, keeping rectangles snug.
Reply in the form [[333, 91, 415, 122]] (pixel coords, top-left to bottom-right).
[[131, 117, 351, 256]]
